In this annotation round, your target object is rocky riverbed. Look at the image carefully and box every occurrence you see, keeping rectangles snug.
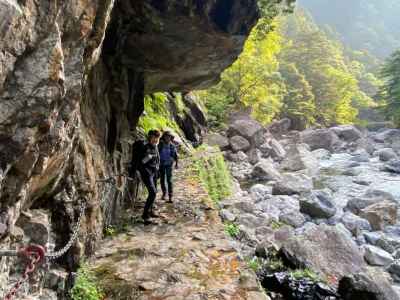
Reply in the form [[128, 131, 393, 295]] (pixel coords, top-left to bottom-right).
[[207, 117, 400, 299]]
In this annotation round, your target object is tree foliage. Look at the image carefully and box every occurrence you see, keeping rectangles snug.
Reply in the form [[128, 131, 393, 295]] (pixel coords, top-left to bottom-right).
[[379, 50, 400, 126], [198, 7, 376, 129]]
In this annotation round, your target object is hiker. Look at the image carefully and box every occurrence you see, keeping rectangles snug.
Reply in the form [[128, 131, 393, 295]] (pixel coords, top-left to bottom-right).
[[158, 131, 178, 203], [130, 129, 161, 224]]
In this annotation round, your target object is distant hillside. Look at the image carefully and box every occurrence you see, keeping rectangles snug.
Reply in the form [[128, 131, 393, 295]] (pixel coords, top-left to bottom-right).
[[298, 0, 400, 59]]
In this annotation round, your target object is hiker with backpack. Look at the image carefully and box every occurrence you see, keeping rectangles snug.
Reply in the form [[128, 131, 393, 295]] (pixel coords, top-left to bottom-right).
[[130, 129, 161, 224], [158, 131, 179, 203]]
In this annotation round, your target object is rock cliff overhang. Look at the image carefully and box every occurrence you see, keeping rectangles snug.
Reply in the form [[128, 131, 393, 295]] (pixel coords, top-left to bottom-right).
[[104, 0, 259, 92]]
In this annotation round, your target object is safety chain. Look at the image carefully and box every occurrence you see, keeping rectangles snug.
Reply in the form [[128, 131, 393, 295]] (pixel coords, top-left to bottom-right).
[[46, 203, 86, 260], [3, 245, 45, 300]]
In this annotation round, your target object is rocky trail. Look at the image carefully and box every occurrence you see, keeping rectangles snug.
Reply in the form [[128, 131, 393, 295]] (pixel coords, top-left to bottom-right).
[[88, 158, 267, 300]]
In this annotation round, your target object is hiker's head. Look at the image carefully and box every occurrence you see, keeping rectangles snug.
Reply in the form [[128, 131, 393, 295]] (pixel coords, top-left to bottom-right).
[[161, 131, 174, 143], [147, 129, 161, 145]]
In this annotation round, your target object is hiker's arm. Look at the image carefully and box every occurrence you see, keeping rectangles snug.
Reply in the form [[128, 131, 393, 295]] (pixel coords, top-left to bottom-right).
[[173, 146, 179, 168]]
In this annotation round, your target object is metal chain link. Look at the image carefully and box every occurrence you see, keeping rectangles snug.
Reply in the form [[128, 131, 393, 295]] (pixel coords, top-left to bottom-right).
[[3, 248, 43, 300], [46, 203, 86, 260]]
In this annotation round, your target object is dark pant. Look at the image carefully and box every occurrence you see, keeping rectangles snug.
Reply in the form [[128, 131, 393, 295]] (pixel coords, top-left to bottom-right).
[[159, 164, 173, 197], [140, 168, 158, 218]]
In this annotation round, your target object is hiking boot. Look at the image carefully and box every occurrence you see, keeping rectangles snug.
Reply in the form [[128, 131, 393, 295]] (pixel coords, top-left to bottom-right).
[[167, 195, 173, 203], [148, 211, 160, 218], [143, 219, 153, 225], [161, 193, 166, 200]]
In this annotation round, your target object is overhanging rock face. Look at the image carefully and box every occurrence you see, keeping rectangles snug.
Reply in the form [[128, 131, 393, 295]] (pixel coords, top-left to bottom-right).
[[105, 0, 259, 92], [0, 0, 259, 264]]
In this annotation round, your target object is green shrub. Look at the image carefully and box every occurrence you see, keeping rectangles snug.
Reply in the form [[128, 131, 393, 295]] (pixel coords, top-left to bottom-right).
[[138, 93, 181, 133], [247, 257, 262, 272], [224, 223, 240, 238], [71, 265, 104, 300], [291, 268, 321, 283], [194, 151, 232, 203]]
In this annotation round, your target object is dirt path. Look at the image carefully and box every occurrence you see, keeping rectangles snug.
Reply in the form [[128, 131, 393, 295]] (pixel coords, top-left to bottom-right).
[[90, 159, 268, 300]]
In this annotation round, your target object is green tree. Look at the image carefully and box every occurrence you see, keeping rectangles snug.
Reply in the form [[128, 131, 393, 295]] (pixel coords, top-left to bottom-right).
[[198, 20, 285, 126], [279, 63, 316, 129], [379, 50, 400, 126]]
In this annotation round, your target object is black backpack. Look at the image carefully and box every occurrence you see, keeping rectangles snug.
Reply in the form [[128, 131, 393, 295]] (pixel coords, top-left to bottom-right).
[[128, 139, 145, 176]]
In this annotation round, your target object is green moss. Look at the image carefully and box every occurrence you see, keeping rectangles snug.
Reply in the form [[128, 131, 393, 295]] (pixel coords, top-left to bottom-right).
[[138, 93, 181, 133], [224, 223, 240, 238], [193, 149, 232, 203], [92, 263, 140, 300], [290, 268, 321, 283], [71, 265, 104, 300], [246, 257, 262, 272]]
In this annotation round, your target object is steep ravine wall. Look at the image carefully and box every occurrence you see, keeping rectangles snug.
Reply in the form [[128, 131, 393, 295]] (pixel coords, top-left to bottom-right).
[[0, 0, 260, 277]]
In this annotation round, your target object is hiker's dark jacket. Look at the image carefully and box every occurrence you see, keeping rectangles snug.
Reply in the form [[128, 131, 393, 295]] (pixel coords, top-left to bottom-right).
[[140, 142, 160, 172], [158, 142, 178, 166]]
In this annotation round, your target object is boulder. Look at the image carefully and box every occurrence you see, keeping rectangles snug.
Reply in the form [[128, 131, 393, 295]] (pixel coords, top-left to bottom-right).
[[338, 270, 399, 300], [272, 173, 313, 195], [312, 149, 331, 160], [375, 235, 400, 254], [360, 200, 398, 231], [16, 209, 50, 246], [269, 138, 287, 161], [279, 212, 306, 228], [230, 135, 251, 152], [331, 125, 363, 142], [364, 245, 394, 266], [249, 184, 272, 201], [219, 209, 236, 223], [346, 189, 397, 215], [300, 190, 337, 219], [280, 144, 319, 176], [350, 149, 370, 163], [280, 224, 366, 279], [373, 129, 400, 145], [374, 148, 399, 162], [247, 148, 261, 165], [227, 119, 265, 147], [251, 160, 282, 181], [267, 118, 291, 136], [384, 160, 400, 174], [387, 261, 400, 283], [206, 133, 230, 150], [300, 128, 339, 151], [341, 212, 372, 236]]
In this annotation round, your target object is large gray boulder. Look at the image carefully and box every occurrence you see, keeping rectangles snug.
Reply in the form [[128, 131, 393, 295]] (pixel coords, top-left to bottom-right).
[[206, 133, 230, 150], [230, 135, 251, 152], [300, 128, 339, 151], [374, 148, 399, 162], [341, 212, 372, 236], [227, 119, 265, 147], [364, 245, 394, 266], [280, 144, 319, 176], [251, 160, 282, 181], [384, 160, 400, 174], [331, 125, 363, 142], [338, 269, 399, 300], [272, 173, 313, 195], [300, 190, 337, 219], [346, 189, 397, 215], [387, 261, 400, 283], [267, 118, 291, 136], [360, 200, 398, 231], [280, 224, 366, 279], [270, 139, 286, 159]]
